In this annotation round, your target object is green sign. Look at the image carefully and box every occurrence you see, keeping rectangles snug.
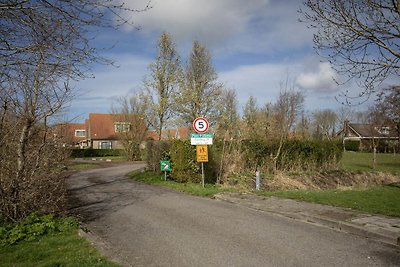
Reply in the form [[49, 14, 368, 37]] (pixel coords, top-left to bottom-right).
[[160, 160, 171, 172], [190, 133, 213, 138]]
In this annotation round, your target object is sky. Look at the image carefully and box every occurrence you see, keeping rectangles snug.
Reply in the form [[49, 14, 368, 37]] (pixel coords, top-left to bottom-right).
[[65, 0, 400, 122]]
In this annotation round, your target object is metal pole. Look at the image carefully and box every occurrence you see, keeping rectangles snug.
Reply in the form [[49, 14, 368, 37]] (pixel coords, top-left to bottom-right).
[[255, 171, 260, 190], [164, 171, 167, 181], [201, 162, 205, 188]]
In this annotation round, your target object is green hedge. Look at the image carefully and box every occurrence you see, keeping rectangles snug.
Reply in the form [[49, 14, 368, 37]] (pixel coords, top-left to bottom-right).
[[169, 140, 200, 183], [70, 149, 123, 158], [344, 139, 360, 151], [242, 139, 343, 171], [143, 139, 344, 184]]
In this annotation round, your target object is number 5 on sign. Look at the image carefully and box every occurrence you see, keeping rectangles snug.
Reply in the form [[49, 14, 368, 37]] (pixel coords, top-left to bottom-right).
[[193, 117, 209, 133]]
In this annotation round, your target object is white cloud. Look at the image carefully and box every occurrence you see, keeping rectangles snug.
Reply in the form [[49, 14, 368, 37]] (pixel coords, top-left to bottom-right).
[[219, 62, 301, 109], [121, 0, 313, 54], [296, 62, 338, 92]]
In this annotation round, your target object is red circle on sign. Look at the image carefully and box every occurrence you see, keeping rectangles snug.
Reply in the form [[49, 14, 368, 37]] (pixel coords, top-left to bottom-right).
[[193, 117, 209, 133]]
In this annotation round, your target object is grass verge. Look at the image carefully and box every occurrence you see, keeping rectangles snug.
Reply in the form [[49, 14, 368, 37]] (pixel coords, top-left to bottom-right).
[[258, 183, 400, 217], [340, 151, 400, 174], [130, 171, 237, 197], [0, 215, 119, 267]]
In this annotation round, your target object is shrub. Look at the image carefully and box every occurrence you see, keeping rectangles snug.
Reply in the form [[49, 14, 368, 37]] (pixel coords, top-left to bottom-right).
[[241, 139, 342, 173], [277, 140, 342, 171], [144, 140, 170, 172], [70, 149, 123, 158], [0, 123, 69, 221], [0, 213, 78, 246], [344, 139, 360, 151], [169, 140, 200, 183]]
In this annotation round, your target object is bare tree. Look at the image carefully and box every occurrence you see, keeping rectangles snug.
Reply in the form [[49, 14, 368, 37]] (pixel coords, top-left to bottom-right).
[[312, 109, 337, 140], [300, 0, 400, 100], [297, 111, 312, 140], [144, 32, 182, 140], [336, 106, 355, 125], [214, 88, 240, 139], [174, 40, 223, 125], [273, 82, 304, 169], [0, 0, 147, 221], [372, 85, 400, 153], [375, 85, 400, 137], [242, 96, 260, 140], [111, 93, 148, 160]]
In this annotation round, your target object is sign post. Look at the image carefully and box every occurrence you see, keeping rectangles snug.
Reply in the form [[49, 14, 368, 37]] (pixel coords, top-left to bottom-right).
[[160, 160, 171, 181], [192, 117, 211, 188]]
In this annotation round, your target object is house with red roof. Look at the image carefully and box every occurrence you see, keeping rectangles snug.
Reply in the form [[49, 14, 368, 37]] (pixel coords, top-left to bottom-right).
[[53, 123, 87, 148], [55, 113, 191, 149]]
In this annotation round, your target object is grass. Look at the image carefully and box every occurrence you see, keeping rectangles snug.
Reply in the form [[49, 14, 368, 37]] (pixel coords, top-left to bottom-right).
[[340, 151, 400, 174], [130, 171, 237, 197], [259, 184, 400, 217], [65, 162, 100, 172], [0, 218, 119, 267]]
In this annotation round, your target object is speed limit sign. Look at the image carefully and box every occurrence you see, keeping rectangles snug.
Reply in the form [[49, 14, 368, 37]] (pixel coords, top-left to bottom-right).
[[192, 117, 209, 133]]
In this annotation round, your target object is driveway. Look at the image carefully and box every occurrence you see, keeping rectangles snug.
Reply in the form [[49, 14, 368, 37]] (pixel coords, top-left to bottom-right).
[[67, 163, 400, 267]]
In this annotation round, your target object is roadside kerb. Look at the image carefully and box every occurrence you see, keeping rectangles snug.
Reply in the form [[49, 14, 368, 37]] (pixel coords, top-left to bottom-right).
[[214, 192, 400, 249]]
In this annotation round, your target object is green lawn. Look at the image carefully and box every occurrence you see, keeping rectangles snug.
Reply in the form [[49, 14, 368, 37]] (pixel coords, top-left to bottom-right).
[[340, 151, 400, 174], [130, 171, 237, 197], [0, 216, 119, 267], [259, 184, 400, 217]]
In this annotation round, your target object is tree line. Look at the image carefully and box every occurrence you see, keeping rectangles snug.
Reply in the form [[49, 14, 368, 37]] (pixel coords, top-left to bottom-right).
[[114, 32, 399, 149]]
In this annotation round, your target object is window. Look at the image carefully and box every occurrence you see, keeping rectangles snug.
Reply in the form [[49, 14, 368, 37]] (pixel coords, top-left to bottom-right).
[[375, 126, 390, 135], [100, 141, 112, 149], [114, 122, 131, 133], [75, 130, 86, 137]]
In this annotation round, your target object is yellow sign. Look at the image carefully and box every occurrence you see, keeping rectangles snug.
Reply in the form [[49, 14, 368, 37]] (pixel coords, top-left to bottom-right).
[[196, 145, 208, 162]]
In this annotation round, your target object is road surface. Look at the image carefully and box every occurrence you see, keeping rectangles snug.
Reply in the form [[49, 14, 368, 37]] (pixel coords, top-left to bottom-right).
[[67, 163, 400, 267]]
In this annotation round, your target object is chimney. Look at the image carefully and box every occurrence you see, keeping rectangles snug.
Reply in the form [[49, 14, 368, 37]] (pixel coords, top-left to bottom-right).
[[344, 120, 350, 137]]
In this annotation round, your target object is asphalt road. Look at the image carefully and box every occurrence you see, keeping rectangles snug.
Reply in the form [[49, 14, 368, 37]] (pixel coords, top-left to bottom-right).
[[67, 163, 400, 267]]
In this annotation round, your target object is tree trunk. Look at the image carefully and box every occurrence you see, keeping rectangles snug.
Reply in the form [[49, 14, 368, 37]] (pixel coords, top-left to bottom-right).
[[372, 137, 377, 170]]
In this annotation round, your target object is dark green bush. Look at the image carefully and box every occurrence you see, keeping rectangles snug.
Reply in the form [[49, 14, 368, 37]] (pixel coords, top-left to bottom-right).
[[241, 139, 276, 170], [241, 139, 342, 172], [70, 149, 123, 158], [169, 140, 200, 183], [344, 139, 360, 152], [277, 140, 342, 171]]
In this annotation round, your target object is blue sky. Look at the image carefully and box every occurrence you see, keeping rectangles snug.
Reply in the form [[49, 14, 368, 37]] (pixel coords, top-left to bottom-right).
[[65, 0, 400, 122]]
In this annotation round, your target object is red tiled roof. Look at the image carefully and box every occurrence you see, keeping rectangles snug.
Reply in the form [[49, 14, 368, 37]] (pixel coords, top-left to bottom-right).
[[88, 113, 117, 140], [176, 127, 190, 139], [88, 113, 140, 140], [54, 123, 86, 143], [146, 131, 159, 140], [146, 127, 191, 141]]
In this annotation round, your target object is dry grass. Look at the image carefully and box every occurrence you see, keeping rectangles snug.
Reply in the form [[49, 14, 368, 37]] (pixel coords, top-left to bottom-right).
[[265, 171, 400, 191]]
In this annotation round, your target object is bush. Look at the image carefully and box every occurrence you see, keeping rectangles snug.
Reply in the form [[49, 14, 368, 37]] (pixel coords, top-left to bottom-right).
[[0, 213, 78, 246], [169, 140, 200, 183], [241, 139, 342, 172], [144, 140, 170, 172], [0, 123, 69, 221], [70, 149, 123, 158], [277, 140, 343, 171], [344, 140, 360, 151]]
